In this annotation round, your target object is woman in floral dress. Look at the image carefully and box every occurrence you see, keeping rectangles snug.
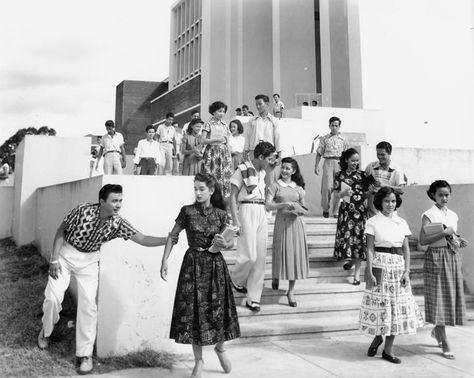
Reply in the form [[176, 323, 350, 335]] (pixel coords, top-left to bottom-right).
[[333, 148, 369, 285], [161, 173, 240, 377], [200, 101, 233, 199]]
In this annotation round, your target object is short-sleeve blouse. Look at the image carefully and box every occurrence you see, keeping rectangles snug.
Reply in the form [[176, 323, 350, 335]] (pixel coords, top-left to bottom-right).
[[422, 205, 458, 233], [175, 203, 228, 249], [365, 212, 411, 248], [203, 118, 229, 145]]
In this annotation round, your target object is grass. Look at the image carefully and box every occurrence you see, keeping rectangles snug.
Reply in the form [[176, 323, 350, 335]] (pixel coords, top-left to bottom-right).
[[0, 238, 175, 377]]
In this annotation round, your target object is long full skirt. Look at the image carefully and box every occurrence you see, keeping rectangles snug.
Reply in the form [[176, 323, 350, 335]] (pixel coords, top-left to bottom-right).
[[170, 248, 240, 345], [424, 246, 466, 326], [201, 144, 233, 198], [359, 252, 424, 336], [272, 212, 309, 280]]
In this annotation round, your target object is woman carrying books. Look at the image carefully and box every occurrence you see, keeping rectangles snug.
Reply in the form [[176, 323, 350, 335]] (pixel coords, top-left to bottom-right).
[[419, 180, 468, 359], [265, 157, 309, 307], [359, 187, 424, 364]]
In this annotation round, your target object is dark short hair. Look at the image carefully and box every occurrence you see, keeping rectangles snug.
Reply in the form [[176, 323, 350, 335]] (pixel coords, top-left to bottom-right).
[[99, 184, 123, 202], [427, 180, 451, 201], [373, 186, 402, 211], [235, 108, 242, 112], [209, 101, 227, 115], [254, 141, 275, 159], [339, 148, 359, 171], [242, 105, 249, 110], [37, 126, 50, 134], [145, 125, 155, 132], [191, 109, 199, 115], [105, 120, 115, 128], [229, 119, 244, 134], [187, 118, 204, 134], [166, 112, 174, 119], [376, 141, 392, 154], [329, 116, 341, 125], [273, 93, 280, 98], [255, 94, 270, 103]]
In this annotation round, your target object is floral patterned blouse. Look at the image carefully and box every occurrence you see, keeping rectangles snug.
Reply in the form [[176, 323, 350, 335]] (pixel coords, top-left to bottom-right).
[[175, 203, 228, 249], [203, 117, 230, 145]]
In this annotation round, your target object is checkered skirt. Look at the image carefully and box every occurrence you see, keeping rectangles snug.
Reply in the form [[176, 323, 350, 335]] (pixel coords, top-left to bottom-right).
[[424, 246, 466, 326], [359, 252, 424, 336]]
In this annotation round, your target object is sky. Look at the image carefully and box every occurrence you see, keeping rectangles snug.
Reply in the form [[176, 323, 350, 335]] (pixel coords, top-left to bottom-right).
[[0, 0, 175, 144]]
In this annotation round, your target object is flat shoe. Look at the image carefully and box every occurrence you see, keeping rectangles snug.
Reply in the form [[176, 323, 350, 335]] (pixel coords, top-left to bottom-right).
[[367, 336, 383, 357], [214, 346, 232, 373], [272, 279, 279, 290], [442, 351, 455, 360], [343, 262, 353, 270], [245, 301, 260, 312], [232, 282, 247, 293], [352, 280, 361, 286], [382, 350, 401, 364]]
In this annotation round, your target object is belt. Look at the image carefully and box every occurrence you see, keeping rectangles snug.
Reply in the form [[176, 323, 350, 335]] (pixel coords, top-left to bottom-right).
[[160, 141, 173, 144], [104, 150, 120, 155], [324, 156, 340, 159], [240, 200, 265, 205], [375, 247, 403, 255]]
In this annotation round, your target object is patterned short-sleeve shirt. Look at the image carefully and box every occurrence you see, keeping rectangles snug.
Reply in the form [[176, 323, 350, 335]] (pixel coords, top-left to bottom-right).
[[317, 133, 349, 158], [63, 203, 137, 252]]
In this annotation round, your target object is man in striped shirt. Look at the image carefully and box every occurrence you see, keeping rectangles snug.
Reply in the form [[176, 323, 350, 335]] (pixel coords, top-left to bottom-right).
[[37, 184, 176, 374]]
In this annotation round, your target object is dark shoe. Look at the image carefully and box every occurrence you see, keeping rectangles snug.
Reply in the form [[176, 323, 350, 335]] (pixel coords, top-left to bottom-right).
[[245, 301, 261, 312], [382, 350, 401, 364], [232, 282, 247, 293], [352, 280, 361, 286], [343, 261, 353, 270], [323, 212, 329, 218], [272, 278, 279, 290], [78, 356, 93, 374], [367, 336, 383, 357], [287, 293, 297, 307]]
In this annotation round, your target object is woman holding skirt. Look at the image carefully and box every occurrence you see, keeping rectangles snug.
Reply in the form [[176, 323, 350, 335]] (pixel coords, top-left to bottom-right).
[[359, 187, 424, 364], [161, 173, 240, 377], [420, 180, 468, 359]]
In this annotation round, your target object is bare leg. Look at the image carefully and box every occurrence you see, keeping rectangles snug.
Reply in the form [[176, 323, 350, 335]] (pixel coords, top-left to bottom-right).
[[191, 344, 203, 378], [354, 258, 361, 281], [384, 335, 395, 355], [215, 341, 231, 373]]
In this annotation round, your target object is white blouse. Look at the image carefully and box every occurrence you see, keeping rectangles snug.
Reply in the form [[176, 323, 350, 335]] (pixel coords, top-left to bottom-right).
[[365, 212, 411, 248], [422, 205, 458, 233], [228, 135, 245, 154]]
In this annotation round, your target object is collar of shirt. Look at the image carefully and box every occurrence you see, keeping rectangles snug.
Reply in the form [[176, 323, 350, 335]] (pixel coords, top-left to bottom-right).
[[372, 161, 395, 171], [277, 179, 296, 188], [255, 112, 274, 121], [375, 211, 404, 225], [324, 132, 344, 140]]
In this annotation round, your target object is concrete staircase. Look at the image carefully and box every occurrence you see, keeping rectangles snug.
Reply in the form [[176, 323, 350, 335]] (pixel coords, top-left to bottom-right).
[[224, 216, 473, 343]]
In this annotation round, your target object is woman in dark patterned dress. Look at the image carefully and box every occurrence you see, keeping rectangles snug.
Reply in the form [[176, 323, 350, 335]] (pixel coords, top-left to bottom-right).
[[420, 180, 468, 359], [200, 101, 234, 199], [333, 148, 369, 285], [161, 173, 239, 378]]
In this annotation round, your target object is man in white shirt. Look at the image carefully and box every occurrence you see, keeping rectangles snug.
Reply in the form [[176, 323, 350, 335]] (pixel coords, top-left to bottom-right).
[[244, 94, 282, 187], [156, 112, 176, 175], [230, 141, 277, 312], [95, 120, 126, 175], [133, 125, 160, 175]]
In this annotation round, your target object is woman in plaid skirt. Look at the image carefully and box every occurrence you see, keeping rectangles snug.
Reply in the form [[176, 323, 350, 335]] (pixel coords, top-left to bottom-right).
[[420, 180, 468, 359], [359, 187, 424, 364]]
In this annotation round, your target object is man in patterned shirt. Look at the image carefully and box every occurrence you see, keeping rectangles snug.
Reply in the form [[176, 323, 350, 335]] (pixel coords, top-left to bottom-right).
[[314, 116, 349, 218], [365, 141, 406, 217], [37, 184, 176, 375]]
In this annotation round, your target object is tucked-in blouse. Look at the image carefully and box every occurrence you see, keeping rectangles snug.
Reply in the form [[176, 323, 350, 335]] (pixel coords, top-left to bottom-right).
[[422, 205, 458, 233], [175, 203, 228, 249], [203, 118, 230, 145], [365, 212, 411, 248], [228, 135, 245, 154]]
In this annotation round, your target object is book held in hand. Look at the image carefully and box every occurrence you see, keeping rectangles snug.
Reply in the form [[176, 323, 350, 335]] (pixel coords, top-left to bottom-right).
[[289, 202, 308, 216], [208, 224, 240, 253], [422, 222, 447, 247], [340, 182, 351, 203]]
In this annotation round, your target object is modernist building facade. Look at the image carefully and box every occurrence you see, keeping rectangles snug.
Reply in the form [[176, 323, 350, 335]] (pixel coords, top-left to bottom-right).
[[116, 0, 474, 153]]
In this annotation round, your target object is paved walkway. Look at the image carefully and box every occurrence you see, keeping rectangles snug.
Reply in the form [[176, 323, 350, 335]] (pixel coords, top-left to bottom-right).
[[87, 321, 474, 378]]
